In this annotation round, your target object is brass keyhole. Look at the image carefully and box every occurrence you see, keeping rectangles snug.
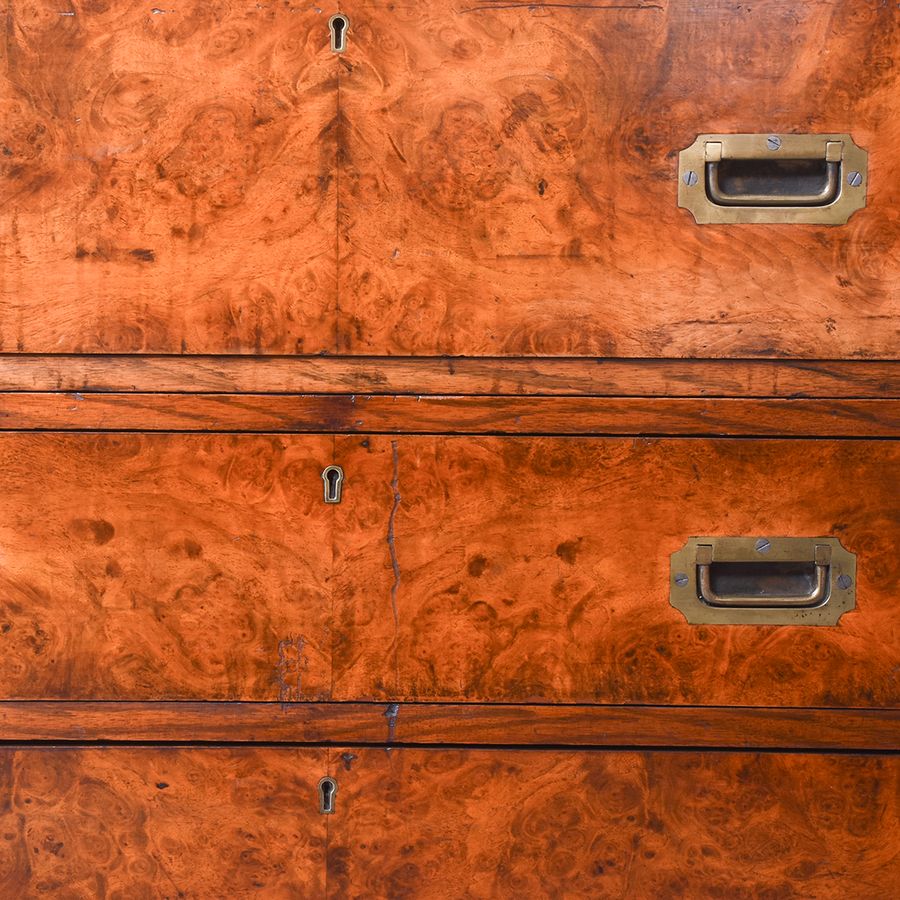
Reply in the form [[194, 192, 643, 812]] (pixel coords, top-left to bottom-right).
[[318, 776, 337, 814], [328, 14, 348, 52], [322, 465, 344, 504]]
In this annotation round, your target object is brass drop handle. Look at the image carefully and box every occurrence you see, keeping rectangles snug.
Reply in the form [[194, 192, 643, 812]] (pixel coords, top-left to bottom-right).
[[696, 544, 831, 609], [670, 537, 855, 625], [678, 134, 867, 224], [704, 140, 842, 208]]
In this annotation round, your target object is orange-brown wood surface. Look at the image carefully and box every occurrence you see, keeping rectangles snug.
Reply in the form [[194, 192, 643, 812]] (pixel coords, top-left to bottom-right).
[[0, 433, 333, 700], [1, 702, 898, 750], [5, 0, 898, 887], [1, 434, 897, 707], [2, 393, 898, 436], [3, 747, 897, 897], [0, 747, 326, 897], [326, 748, 900, 898], [1, 1, 336, 354], [332, 436, 900, 707], [1, 433, 897, 706], [3, 1, 900, 356], [3, 356, 898, 397], [336, 0, 900, 357]]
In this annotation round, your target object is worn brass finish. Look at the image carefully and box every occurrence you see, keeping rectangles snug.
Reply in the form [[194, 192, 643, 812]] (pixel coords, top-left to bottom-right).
[[670, 537, 857, 625], [321, 465, 344, 504], [706, 161, 840, 207], [696, 543, 831, 607], [678, 134, 868, 224]]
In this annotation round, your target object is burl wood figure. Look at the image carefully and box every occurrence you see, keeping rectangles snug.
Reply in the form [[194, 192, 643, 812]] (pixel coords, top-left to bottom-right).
[[0, 0, 898, 896]]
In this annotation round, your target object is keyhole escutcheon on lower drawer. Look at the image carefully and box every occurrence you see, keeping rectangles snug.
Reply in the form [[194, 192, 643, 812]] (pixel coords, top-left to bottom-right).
[[322, 465, 344, 503], [328, 14, 348, 52], [318, 776, 337, 814]]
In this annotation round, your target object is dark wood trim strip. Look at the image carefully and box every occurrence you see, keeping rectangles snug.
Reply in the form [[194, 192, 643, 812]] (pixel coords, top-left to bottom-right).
[[0, 394, 897, 436], [0, 702, 897, 749], [0, 356, 897, 398]]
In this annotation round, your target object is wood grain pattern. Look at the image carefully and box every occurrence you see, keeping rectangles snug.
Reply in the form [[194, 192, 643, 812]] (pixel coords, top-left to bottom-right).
[[0, 434, 333, 700], [1, 356, 899, 397], [2, 433, 897, 707], [5, 1, 899, 357], [0, 747, 326, 897], [2, 393, 897, 436], [327, 748, 900, 898], [2, 746, 898, 896], [1, 702, 898, 750], [333, 436, 900, 706], [337, 0, 900, 357], [0, 1, 336, 353]]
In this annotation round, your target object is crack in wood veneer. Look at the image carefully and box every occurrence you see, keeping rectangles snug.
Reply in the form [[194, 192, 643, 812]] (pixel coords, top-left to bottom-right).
[[387, 441, 402, 632]]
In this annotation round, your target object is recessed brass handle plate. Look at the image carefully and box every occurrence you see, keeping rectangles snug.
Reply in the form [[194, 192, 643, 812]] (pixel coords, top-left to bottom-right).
[[678, 134, 867, 224], [670, 537, 856, 625]]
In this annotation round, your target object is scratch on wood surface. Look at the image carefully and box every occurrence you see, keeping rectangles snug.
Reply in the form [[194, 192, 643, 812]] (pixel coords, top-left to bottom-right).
[[276, 635, 305, 702], [462, 3, 663, 12], [387, 440, 402, 629]]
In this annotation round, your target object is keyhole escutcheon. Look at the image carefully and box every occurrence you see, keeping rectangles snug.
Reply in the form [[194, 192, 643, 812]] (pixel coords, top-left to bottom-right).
[[329, 14, 348, 52], [322, 465, 344, 504], [318, 776, 337, 814]]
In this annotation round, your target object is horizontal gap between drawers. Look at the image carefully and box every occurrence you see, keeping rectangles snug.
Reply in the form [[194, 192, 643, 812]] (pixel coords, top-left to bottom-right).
[[3, 700, 899, 710], [1, 391, 896, 400], [0, 428, 900, 443]]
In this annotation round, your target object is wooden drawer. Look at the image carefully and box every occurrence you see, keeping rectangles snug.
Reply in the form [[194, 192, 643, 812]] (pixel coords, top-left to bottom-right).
[[0, 434, 333, 700], [334, 0, 900, 357], [2, 747, 897, 897], [0, 747, 327, 897], [1, 433, 896, 708], [331, 435, 899, 706], [328, 748, 900, 898], [2, 0, 898, 357]]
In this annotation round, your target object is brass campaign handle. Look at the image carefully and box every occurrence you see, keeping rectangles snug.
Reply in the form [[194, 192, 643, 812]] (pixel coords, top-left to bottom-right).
[[670, 537, 855, 625], [677, 134, 867, 225], [706, 159, 839, 207], [696, 544, 830, 609]]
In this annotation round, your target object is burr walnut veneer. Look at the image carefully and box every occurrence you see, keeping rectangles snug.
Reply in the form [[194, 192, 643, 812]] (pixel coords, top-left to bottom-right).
[[1, 0, 899, 896], [1, 0, 898, 357]]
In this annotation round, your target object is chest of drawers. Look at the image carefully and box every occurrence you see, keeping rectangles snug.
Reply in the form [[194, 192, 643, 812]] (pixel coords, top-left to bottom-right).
[[1, 0, 899, 896]]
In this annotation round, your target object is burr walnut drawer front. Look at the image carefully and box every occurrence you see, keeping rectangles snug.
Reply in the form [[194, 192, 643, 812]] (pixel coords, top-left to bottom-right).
[[2, 747, 898, 897], [332, 435, 899, 707], [0, 433, 335, 701], [331, 1, 900, 358], [1, 433, 896, 708], [2, 1, 898, 358], [0, 746, 328, 897]]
